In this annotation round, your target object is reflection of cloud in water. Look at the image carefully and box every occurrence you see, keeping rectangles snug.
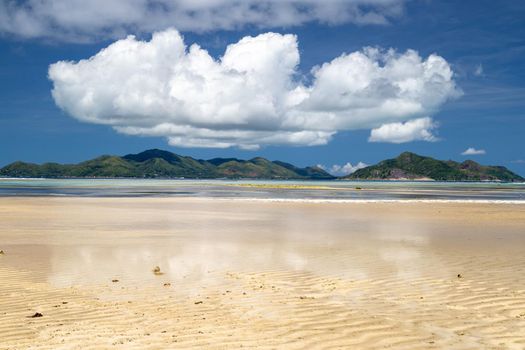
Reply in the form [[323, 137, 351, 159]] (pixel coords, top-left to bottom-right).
[[380, 247, 422, 279], [372, 220, 444, 280], [47, 240, 309, 288], [46, 233, 436, 288], [283, 252, 308, 270], [42, 200, 453, 289], [375, 222, 429, 245], [381, 249, 421, 262]]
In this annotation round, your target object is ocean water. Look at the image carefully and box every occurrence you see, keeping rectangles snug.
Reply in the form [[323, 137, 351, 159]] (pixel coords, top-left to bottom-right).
[[0, 178, 524, 202]]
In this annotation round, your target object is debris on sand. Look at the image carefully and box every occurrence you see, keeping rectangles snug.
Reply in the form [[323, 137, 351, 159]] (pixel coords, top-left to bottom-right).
[[163, 283, 171, 287], [457, 274, 462, 279], [0, 250, 4, 255], [194, 301, 203, 305], [112, 279, 119, 283], [153, 266, 164, 275], [29, 312, 43, 318]]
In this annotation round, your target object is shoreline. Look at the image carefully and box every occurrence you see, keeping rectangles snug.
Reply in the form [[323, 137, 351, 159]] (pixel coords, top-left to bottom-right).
[[2, 178, 524, 203], [1, 195, 525, 204]]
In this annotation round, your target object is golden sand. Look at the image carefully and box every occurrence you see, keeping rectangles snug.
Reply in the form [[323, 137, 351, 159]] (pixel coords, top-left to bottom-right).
[[1, 197, 525, 349]]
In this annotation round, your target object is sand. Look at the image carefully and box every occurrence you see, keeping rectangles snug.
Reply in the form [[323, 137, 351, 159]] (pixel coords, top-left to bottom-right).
[[0, 197, 525, 349]]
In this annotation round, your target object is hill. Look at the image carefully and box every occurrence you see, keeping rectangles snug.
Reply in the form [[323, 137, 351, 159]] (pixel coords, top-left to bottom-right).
[[345, 152, 523, 182], [0, 149, 334, 180]]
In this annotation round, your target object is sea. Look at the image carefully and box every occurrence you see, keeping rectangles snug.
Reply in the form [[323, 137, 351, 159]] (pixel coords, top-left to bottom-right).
[[0, 178, 524, 202]]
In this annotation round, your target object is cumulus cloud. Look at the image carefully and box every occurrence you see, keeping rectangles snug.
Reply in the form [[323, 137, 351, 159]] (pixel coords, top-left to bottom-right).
[[319, 162, 369, 176], [1, 0, 407, 42], [368, 117, 438, 143], [461, 147, 486, 155], [48, 29, 460, 149]]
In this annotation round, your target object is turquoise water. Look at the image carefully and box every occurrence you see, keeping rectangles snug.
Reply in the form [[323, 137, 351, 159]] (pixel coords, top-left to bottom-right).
[[0, 178, 524, 201]]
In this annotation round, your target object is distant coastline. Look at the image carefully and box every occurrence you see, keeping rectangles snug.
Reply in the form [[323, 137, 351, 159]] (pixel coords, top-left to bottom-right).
[[1, 149, 523, 182], [1, 176, 523, 183]]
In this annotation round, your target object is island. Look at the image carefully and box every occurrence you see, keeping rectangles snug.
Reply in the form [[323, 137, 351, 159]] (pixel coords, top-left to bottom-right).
[[0, 149, 334, 180], [0, 149, 522, 182], [345, 152, 523, 182]]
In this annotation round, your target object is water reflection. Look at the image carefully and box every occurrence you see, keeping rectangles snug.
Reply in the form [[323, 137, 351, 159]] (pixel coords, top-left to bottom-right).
[[37, 204, 442, 288], [1, 178, 524, 201], [2, 198, 521, 291]]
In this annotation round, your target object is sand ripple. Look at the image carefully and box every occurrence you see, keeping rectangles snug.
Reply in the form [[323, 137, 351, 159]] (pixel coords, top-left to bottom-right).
[[1, 261, 525, 349]]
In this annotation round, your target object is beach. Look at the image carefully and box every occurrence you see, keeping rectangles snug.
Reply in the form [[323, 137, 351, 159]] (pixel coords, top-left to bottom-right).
[[1, 197, 525, 349]]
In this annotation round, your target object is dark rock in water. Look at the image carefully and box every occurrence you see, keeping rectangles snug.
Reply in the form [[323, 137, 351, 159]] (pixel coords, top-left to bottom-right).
[[30, 312, 43, 318]]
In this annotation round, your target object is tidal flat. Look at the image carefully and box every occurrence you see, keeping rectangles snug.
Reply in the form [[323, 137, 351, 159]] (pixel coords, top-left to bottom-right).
[[1, 197, 525, 349]]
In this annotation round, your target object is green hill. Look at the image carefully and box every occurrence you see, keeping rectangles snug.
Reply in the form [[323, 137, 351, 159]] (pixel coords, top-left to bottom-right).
[[345, 152, 523, 182], [0, 149, 334, 180], [2, 150, 521, 181]]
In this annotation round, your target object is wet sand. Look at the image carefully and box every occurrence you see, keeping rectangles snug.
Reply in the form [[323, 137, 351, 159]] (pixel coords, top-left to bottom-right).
[[1, 197, 525, 349]]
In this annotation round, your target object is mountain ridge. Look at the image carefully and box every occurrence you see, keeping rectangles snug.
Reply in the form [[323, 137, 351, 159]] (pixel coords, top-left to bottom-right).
[[345, 152, 523, 182], [0, 149, 335, 180], [0, 150, 522, 182]]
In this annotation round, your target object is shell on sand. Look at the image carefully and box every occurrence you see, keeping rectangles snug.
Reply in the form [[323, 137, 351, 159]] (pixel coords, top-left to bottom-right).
[[153, 266, 163, 275]]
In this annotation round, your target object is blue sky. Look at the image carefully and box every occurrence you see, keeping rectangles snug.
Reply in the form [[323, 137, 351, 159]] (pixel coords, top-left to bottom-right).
[[1, 0, 524, 176]]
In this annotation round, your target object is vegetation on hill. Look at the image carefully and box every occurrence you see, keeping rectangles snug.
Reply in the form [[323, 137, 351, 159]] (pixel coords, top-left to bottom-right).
[[1, 150, 521, 181], [345, 152, 523, 181], [0, 149, 334, 180]]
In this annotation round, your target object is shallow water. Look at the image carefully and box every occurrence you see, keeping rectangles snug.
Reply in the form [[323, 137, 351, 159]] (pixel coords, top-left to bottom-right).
[[0, 178, 524, 201]]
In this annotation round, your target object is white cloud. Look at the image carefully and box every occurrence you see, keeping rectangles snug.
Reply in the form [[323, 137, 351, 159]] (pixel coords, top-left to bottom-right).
[[368, 117, 438, 143], [319, 162, 369, 176], [48, 29, 460, 149], [474, 64, 484, 76], [461, 147, 486, 155], [1, 0, 407, 42]]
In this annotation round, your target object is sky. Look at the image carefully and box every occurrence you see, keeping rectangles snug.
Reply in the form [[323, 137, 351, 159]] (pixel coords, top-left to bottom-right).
[[1, 0, 524, 176]]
